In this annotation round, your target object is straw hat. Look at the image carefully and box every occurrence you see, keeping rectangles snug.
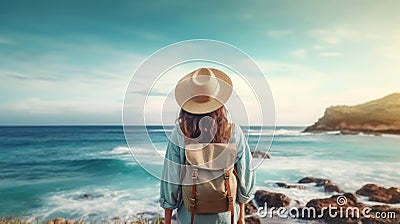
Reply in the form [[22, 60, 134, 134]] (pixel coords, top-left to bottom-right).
[[175, 68, 233, 114]]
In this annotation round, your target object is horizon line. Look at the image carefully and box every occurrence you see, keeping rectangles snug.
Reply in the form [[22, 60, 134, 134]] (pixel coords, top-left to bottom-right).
[[0, 124, 307, 127]]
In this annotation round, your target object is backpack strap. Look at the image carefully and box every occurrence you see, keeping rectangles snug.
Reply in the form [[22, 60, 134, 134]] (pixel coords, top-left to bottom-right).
[[228, 123, 235, 143], [224, 169, 234, 224], [190, 168, 197, 224]]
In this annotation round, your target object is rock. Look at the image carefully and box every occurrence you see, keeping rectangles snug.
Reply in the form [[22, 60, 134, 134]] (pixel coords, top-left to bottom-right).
[[356, 184, 400, 204], [340, 129, 361, 135], [315, 179, 332, 187], [83, 194, 91, 199], [298, 177, 343, 192], [324, 182, 344, 193], [303, 93, 400, 135], [343, 192, 358, 202], [243, 202, 261, 224], [275, 182, 306, 189], [297, 193, 400, 223], [244, 216, 261, 224], [251, 151, 270, 159], [254, 190, 290, 208], [244, 201, 257, 215], [298, 176, 330, 185], [65, 220, 74, 224], [298, 194, 364, 223], [275, 182, 287, 187]]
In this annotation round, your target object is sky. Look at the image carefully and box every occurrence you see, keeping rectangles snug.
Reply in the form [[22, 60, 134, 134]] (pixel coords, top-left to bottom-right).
[[0, 0, 399, 125]]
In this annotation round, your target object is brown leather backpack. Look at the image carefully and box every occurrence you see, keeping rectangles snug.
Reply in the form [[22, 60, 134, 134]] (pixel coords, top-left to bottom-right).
[[182, 143, 237, 224]]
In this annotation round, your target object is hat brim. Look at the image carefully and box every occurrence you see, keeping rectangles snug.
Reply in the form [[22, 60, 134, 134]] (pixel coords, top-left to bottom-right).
[[175, 68, 233, 114]]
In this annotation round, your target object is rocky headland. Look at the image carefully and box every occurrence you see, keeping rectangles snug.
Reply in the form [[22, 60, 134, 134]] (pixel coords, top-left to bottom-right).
[[304, 93, 400, 135]]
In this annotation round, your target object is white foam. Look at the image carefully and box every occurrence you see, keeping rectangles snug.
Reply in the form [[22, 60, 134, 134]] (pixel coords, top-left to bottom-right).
[[100, 146, 130, 156], [325, 130, 341, 135], [382, 134, 400, 139], [255, 183, 329, 207], [31, 187, 163, 221], [247, 129, 311, 136], [256, 156, 400, 205], [99, 146, 166, 157], [148, 129, 173, 133]]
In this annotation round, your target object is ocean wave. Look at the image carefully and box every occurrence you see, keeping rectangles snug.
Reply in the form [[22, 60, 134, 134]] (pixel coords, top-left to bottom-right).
[[100, 146, 131, 156], [323, 130, 339, 135], [101, 146, 166, 156], [63, 158, 139, 176], [255, 156, 400, 204], [381, 134, 400, 138], [30, 188, 162, 222], [246, 128, 312, 136], [148, 129, 173, 133]]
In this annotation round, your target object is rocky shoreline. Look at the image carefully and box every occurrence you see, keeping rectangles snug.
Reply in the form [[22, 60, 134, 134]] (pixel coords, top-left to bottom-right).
[[246, 177, 400, 224], [5, 177, 398, 224]]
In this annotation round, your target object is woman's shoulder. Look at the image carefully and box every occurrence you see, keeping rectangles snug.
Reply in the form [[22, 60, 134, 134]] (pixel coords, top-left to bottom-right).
[[230, 123, 244, 143], [232, 123, 244, 133], [169, 125, 185, 148]]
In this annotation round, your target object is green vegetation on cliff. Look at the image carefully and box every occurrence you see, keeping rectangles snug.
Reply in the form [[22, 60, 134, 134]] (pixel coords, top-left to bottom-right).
[[304, 93, 400, 134]]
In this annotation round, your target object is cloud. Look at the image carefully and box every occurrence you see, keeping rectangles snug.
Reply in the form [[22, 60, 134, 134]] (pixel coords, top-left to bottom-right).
[[312, 45, 325, 50], [0, 37, 13, 45], [365, 31, 400, 41], [1, 70, 131, 115], [134, 31, 162, 41], [256, 60, 330, 125], [3, 71, 59, 81], [289, 49, 307, 57], [5, 98, 121, 114], [257, 60, 326, 79], [256, 57, 400, 125], [319, 52, 343, 57], [377, 44, 400, 61], [266, 30, 293, 38], [130, 89, 168, 96], [308, 26, 359, 44], [0, 43, 146, 123]]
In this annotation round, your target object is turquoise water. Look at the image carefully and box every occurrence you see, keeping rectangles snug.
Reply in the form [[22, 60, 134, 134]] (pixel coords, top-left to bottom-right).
[[0, 126, 399, 221]]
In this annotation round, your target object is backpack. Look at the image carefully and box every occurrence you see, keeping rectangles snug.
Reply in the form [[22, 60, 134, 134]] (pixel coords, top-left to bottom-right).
[[182, 143, 237, 224]]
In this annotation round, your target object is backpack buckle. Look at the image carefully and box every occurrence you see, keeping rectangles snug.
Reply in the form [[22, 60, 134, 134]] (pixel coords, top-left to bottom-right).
[[224, 169, 229, 179], [192, 168, 198, 179], [190, 198, 196, 207], [228, 196, 234, 203]]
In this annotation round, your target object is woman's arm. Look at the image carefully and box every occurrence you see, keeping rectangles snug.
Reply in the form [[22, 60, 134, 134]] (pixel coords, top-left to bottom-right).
[[238, 202, 245, 224], [234, 126, 255, 224], [164, 208, 173, 224], [159, 127, 183, 221], [234, 126, 255, 204]]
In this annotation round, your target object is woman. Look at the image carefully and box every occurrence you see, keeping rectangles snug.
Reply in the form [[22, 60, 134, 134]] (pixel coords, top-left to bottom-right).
[[160, 68, 254, 224]]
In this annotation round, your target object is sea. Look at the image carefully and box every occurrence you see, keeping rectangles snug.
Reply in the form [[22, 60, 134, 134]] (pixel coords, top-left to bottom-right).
[[0, 126, 399, 222]]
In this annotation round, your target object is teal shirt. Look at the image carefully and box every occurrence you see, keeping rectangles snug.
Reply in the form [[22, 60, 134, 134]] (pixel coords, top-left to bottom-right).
[[159, 125, 255, 224]]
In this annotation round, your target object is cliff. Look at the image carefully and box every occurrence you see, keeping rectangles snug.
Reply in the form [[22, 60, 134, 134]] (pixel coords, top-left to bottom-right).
[[304, 93, 400, 135]]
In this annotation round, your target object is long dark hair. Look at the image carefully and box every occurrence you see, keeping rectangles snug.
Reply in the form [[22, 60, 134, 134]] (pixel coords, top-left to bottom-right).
[[178, 106, 232, 144]]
